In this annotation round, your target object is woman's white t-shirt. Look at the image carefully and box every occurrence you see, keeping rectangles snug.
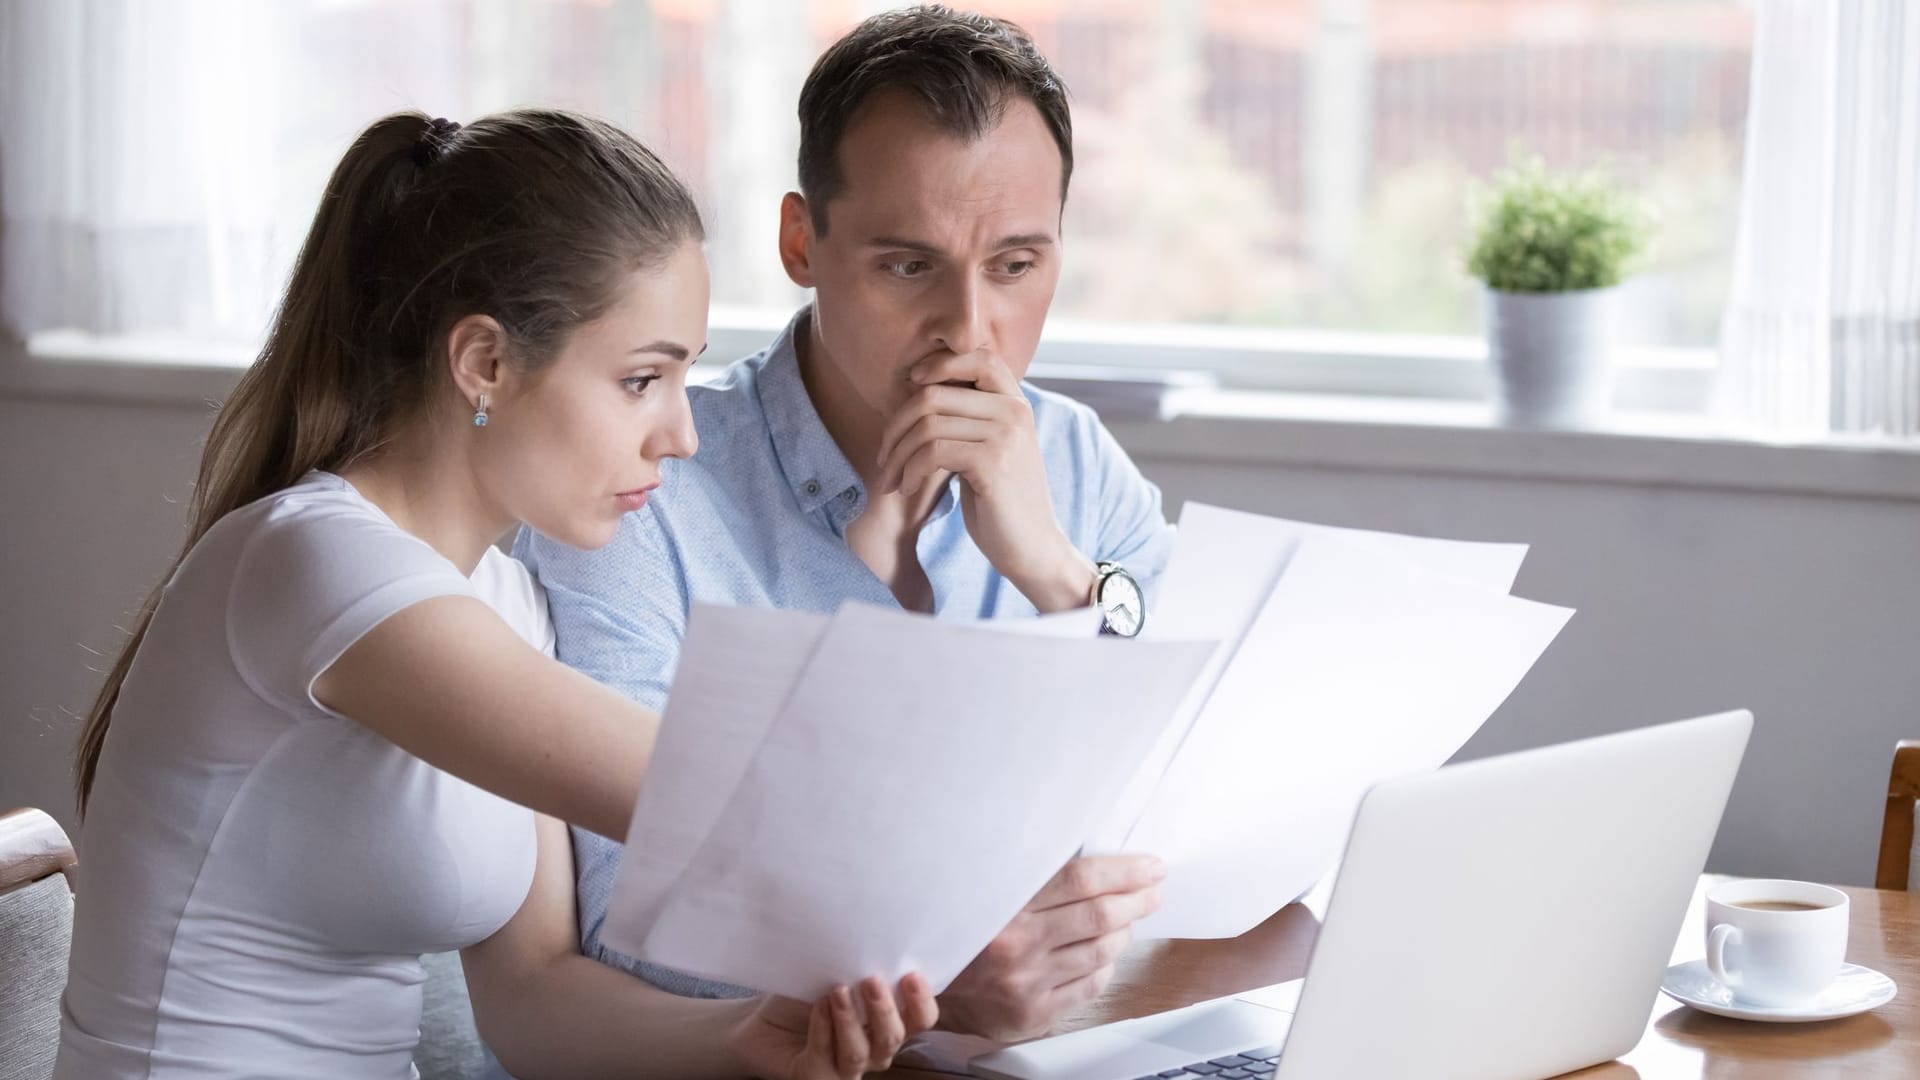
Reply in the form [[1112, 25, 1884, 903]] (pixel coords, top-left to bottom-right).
[[56, 472, 545, 1078]]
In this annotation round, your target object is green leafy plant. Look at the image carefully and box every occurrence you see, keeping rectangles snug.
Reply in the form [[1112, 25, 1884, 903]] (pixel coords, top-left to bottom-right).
[[1465, 155, 1652, 293]]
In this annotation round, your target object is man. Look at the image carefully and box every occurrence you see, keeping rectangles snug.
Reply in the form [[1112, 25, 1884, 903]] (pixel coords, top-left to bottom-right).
[[518, 5, 1175, 1042]]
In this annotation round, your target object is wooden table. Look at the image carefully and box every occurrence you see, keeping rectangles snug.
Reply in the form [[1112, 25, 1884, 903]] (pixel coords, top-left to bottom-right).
[[890, 877, 1918, 1078]]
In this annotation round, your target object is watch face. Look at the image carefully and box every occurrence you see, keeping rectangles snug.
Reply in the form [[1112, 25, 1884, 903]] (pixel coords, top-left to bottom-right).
[[1100, 571, 1145, 637]]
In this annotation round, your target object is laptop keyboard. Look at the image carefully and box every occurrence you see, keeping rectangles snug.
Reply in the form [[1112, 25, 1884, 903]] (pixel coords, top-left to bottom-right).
[[1130, 1044, 1285, 1080]]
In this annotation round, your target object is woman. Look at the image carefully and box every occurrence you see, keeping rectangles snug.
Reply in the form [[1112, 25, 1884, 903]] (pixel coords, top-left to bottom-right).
[[57, 109, 933, 1078]]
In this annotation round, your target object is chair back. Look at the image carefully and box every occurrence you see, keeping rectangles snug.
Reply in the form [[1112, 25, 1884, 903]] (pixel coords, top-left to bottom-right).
[[0, 808, 77, 1080], [1877, 741, 1920, 890]]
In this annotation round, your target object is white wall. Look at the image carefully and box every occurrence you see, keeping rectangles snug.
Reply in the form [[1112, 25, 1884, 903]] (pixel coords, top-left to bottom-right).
[[0, 393, 206, 829], [3, 386, 1916, 887]]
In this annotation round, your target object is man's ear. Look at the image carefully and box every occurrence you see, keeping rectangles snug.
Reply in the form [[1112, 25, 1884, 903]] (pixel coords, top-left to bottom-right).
[[778, 191, 818, 289], [445, 314, 508, 413]]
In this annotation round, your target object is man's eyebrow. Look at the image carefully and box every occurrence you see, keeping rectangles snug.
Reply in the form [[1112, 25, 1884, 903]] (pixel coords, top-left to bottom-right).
[[629, 341, 707, 362], [992, 233, 1056, 251], [863, 234, 1058, 254], [865, 236, 945, 256]]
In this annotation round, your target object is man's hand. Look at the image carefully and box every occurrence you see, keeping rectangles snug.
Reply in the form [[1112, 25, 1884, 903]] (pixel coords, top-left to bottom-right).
[[937, 854, 1166, 1042], [875, 351, 1095, 613]]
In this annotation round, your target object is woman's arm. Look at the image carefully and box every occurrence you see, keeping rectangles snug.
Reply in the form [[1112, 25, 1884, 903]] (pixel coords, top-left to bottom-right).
[[313, 595, 648, 840], [462, 815, 760, 1079], [463, 817, 937, 1080]]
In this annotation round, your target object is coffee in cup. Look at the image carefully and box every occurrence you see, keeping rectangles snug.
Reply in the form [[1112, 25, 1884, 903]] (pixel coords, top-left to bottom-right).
[[1703, 878, 1848, 1008]]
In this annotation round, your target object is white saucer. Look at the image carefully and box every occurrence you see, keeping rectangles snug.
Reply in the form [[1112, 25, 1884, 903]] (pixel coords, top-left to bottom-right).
[[1660, 959, 1898, 1022]]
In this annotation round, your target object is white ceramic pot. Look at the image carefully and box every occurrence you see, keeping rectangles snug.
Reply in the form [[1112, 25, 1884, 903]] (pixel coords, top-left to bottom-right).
[[1483, 284, 1619, 429]]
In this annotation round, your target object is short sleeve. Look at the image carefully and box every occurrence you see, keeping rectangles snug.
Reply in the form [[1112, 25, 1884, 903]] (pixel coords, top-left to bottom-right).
[[1087, 415, 1177, 603], [226, 498, 475, 716], [470, 547, 557, 657]]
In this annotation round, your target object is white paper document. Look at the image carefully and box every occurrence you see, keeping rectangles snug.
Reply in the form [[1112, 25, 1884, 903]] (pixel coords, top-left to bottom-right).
[[1083, 503, 1532, 855], [1125, 529, 1573, 939], [602, 603, 1217, 1001], [601, 502, 1573, 999], [601, 605, 830, 941], [603, 603, 1106, 948]]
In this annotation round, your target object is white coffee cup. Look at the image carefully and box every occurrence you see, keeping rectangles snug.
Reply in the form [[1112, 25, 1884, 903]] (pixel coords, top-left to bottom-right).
[[1703, 878, 1849, 1007]]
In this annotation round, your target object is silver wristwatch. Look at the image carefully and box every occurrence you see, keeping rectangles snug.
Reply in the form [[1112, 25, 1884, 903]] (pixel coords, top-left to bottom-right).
[[1093, 561, 1145, 638]]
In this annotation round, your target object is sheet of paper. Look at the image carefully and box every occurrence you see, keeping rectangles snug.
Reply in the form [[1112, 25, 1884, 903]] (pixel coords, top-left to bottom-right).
[[602, 602, 1104, 959], [600, 605, 831, 951], [1125, 532, 1573, 939], [1084, 502, 1532, 853], [626, 602, 1217, 1001], [1158, 504, 1531, 617]]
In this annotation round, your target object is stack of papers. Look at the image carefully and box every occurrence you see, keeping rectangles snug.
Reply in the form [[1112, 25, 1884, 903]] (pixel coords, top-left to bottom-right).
[[1095, 504, 1572, 938], [600, 503, 1573, 1000]]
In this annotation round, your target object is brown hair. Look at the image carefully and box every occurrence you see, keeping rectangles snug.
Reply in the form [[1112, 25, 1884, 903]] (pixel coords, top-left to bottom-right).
[[796, 4, 1073, 234], [74, 108, 704, 810]]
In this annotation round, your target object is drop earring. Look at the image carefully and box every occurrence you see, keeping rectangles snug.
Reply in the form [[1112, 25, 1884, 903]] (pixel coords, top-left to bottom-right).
[[472, 393, 490, 428]]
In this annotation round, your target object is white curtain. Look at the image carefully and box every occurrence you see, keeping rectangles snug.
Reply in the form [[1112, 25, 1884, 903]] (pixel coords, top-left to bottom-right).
[[1717, 0, 1920, 438], [0, 1, 325, 340], [0, 1, 629, 343], [0, 0, 822, 344]]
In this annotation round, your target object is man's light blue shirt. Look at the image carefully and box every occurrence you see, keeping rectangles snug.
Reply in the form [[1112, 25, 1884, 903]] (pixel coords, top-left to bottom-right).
[[514, 308, 1175, 996]]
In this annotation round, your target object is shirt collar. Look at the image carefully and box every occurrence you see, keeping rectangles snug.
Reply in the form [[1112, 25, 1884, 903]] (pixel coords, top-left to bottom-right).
[[754, 307, 866, 519]]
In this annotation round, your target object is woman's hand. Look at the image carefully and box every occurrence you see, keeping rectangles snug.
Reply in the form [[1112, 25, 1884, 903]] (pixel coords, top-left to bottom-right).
[[733, 973, 939, 1079]]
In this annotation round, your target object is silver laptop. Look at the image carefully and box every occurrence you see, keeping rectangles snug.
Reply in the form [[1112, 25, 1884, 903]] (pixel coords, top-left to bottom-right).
[[971, 710, 1752, 1080]]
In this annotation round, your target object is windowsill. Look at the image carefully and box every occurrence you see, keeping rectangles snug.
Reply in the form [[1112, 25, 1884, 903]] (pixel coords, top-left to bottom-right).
[[6, 329, 1919, 503], [1, 331, 256, 406], [1109, 389, 1920, 502]]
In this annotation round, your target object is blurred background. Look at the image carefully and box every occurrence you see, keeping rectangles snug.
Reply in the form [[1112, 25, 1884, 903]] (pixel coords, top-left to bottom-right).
[[1, 0, 1752, 352]]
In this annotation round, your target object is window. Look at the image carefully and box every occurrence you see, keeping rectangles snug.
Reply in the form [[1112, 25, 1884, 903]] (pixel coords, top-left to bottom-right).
[[3, 0, 1754, 399]]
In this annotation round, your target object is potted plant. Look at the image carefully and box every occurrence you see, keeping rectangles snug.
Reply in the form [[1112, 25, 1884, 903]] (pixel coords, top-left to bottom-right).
[[1465, 155, 1651, 428]]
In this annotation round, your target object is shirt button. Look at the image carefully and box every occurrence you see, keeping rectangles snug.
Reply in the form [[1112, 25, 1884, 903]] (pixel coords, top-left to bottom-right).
[[840, 489, 856, 502], [803, 480, 821, 496]]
